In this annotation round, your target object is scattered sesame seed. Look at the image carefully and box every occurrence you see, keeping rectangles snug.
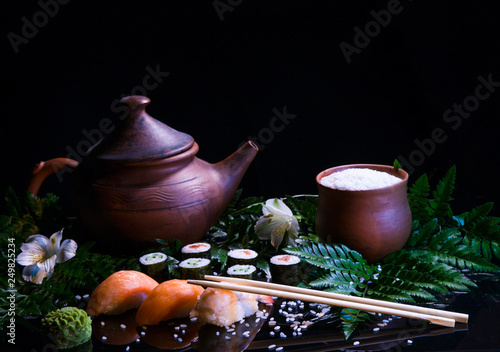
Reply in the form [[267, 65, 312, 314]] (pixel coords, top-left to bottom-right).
[[268, 320, 277, 327], [225, 336, 230, 340], [174, 334, 178, 339], [100, 321, 105, 326], [126, 346, 130, 351], [407, 340, 413, 345], [190, 317, 198, 322], [373, 327, 380, 332], [274, 326, 281, 331], [353, 341, 360, 346], [269, 331, 275, 337], [101, 336, 107, 341], [120, 324, 126, 329], [280, 332, 287, 338], [75, 295, 82, 301], [216, 331, 220, 336], [268, 344, 277, 350], [276, 347, 283, 352], [140, 331, 145, 337], [243, 331, 250, 338], [178, 338, 183, 343], [179, 324, 187, 329], [82, 294, 89, 300]]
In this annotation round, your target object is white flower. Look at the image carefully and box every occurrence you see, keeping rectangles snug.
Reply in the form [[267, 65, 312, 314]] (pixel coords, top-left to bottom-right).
[[255, 198, 300, 249], [16, 229, 77, 284]]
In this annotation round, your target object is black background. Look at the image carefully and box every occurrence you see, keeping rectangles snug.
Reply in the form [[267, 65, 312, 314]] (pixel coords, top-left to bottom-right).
[[1, 0, 500, 215]]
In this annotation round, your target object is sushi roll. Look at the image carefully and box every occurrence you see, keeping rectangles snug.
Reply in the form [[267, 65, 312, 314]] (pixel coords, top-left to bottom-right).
[[181, 242, 211, 259], [226, 264, 257, 279], [139, 252, 169, 282], [227, 249, 258, 267], [179, 258, 212, 280], [270, 254, 301, 286]]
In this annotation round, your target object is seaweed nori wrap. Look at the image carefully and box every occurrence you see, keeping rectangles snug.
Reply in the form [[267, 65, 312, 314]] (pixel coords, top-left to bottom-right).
[[227, 249, 258, 267], [181, 242, 212, 259], [179, 258, 211, 280], [227, 264, 257, 279], [270, 254, 301, 286], [139, 252, 169, 282]]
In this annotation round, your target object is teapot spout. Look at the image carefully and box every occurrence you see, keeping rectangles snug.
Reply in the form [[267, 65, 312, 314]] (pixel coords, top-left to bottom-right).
[[214, 141, 259, 199]]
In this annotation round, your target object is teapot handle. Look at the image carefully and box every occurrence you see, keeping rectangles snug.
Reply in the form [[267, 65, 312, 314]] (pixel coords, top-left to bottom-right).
[[28, 158, 79, 195]]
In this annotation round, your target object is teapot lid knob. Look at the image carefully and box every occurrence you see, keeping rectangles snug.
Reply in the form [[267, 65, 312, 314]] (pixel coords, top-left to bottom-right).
[[86, 96, 194, 162]]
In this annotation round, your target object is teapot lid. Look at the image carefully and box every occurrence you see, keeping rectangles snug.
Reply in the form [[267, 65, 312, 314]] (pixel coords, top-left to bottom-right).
[[86, 96, 194, 162]]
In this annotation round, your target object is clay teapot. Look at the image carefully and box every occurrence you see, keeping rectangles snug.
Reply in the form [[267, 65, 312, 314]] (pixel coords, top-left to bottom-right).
[[28, 96, 258, 251], [315, 164, 412, 263]]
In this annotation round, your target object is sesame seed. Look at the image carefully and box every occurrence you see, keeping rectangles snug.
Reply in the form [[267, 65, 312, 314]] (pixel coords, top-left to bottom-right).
[[353, 341, 360, 346], [120, 324, 126, 329], [268, 344, 277, 350], [101, 336, 107, 341]]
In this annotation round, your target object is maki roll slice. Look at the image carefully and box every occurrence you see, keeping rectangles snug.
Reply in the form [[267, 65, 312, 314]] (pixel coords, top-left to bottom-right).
[[179, 258, 212, 280], [226, 264, 257, 280], [270, 254, 301, 286], [139, 252, 169, 282], [181, 242, 211, 259], [227, 249, 258, 267]]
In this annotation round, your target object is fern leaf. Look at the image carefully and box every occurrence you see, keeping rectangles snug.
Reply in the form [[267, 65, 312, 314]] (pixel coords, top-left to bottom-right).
[[408, 173, 431, 222], [309, 271, 365, 295], [284, 243, 373, 277], [341, 308, 373, 339], [405, 218, 439, 248], [426, 165, 456, 221]]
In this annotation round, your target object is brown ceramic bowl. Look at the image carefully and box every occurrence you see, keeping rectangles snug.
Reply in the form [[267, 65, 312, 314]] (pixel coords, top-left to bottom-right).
[[315, 164, 412, 263]]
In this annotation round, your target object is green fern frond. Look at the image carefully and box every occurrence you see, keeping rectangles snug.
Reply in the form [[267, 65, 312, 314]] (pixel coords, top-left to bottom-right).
[[405, 218, 439, 248], [426, 165, 456, 221], [408, 173, 431, 222], [341, 308, 373, 339], [283, 243, 372, 277], [308, 271, 365, 296]]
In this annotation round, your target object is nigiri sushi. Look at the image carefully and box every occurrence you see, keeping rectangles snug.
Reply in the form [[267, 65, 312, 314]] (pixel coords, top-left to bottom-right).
[[135, 279, 205, 326], [189, 288, 260, 327], [86, 270, 159, 317]]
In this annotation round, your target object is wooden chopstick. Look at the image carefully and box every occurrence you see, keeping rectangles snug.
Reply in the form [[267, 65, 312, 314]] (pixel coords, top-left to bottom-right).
[[187, 276, 464, 328], [204, 275, 468, 324]]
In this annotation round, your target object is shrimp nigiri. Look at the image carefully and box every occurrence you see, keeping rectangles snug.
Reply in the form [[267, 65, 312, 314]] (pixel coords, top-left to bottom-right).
[[189, 288, 261, 327]]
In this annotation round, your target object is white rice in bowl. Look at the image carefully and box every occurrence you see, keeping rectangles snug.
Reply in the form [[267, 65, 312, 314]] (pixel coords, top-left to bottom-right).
[[320, 168, 401, 191]]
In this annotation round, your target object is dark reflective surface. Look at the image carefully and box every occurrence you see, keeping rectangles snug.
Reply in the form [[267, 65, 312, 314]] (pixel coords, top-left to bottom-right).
[[6, 275, 499, 352]]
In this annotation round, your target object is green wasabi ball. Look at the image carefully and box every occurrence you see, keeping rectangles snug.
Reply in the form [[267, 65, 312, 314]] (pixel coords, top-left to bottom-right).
[[41, 307, 92, 349]]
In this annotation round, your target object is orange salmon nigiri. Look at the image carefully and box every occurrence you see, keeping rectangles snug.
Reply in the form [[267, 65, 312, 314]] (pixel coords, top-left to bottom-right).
[[135, 279, 204, 326], [87, 270, 159, 317]]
